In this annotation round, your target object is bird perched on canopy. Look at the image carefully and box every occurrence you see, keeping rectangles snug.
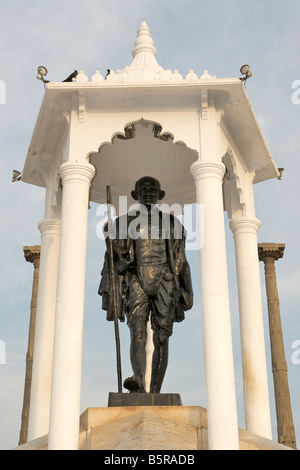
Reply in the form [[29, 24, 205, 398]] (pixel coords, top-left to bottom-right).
[[63, 70, 78, 82]]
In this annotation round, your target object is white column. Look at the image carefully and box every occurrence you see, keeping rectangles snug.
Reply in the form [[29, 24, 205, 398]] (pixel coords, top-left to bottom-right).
[[229, 217, 272, 439], [48, 161, 95, 450], [191, 160, 239, 450], [27, 218, 61, 441]]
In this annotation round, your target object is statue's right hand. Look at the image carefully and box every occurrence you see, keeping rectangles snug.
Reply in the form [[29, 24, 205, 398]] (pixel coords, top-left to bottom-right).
[[103, 220, 114, 238], [116, 253, 132, 275], [121, 250, 130, 261]]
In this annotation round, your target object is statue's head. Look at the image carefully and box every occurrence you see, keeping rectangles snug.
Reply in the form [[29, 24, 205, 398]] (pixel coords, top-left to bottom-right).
[[131, 176, 165, 207]]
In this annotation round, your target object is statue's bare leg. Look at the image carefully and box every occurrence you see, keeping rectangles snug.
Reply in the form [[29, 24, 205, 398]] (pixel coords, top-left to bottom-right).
[[129, 321, 147, 391], [149, 331, 169, 393]]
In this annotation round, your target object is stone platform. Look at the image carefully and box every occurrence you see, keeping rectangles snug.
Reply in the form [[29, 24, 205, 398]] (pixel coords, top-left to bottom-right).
[[14, 406, 293, 450]]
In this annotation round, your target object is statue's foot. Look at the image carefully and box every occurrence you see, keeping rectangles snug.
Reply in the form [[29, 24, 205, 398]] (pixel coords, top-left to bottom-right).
[[123, 376, 146, 393]]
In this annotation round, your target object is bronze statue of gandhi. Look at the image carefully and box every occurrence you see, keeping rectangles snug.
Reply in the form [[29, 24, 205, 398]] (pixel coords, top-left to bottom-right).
[[99, 176, 193, 393]]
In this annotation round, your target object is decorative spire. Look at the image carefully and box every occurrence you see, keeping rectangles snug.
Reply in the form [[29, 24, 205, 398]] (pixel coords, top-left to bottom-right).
[[83, 20, 213, 83], [130, 20, 159, 68]]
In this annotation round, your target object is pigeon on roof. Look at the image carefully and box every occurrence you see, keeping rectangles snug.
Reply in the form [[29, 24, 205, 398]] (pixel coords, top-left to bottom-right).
[[63, 70, 78, 82]]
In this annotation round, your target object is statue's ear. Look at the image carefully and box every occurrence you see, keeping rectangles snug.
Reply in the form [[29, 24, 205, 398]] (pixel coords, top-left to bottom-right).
[[131, 190, 139, 200], [158, 190, 165, 200]]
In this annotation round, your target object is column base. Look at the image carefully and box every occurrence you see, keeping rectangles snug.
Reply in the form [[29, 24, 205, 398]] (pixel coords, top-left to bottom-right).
[[108, 392, 182, 407]]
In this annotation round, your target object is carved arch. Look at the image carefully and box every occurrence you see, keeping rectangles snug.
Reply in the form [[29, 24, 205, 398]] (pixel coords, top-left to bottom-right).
[[87, 118, 198, 208], [223, 146, 247, 219]]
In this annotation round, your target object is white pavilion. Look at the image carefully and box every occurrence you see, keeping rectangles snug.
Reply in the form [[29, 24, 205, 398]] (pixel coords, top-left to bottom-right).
[[16, 21, 289, 451]]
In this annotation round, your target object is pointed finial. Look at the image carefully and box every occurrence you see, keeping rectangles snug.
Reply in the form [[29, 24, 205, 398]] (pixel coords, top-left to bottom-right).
[[110, 20, 185, 82], [132, 20, 157, 61]]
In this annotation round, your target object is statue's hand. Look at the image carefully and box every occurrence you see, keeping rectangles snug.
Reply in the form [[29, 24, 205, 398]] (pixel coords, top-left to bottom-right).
[[116, 251, 132, 274], [119, 251, 131, 264], [103, 220, 114, 239], [179, 289, 193, 311]]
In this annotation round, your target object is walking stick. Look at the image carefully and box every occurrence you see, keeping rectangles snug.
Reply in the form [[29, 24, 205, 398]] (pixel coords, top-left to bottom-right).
[[106, 185, 122, 393]]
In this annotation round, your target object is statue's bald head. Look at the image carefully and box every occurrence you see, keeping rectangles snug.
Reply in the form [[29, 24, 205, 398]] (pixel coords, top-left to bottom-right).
[[135, 176, 160, 191], [131, 176, 165, 206]]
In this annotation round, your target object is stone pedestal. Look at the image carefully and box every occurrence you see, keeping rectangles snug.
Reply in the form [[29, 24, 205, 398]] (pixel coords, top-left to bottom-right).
[[13, 405, 294, 451], [80, 406, 207, 450], [108, 393, 182, 407]]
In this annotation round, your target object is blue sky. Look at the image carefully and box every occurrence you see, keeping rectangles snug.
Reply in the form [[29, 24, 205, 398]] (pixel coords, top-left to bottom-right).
[[0, 0, 300, 450]]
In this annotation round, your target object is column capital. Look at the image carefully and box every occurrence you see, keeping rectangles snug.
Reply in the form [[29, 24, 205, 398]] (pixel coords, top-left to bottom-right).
[[190, 159, 225, 182], [59, 161, 95, 185], [258, 243, 285, 262], [38, 218, 61, 236], [229, 216, 261, 236], [23, 245, 41, 264]]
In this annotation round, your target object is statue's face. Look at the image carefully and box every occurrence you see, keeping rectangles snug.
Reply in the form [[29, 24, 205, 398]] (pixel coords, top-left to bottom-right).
[[135, 177, 161, 207]]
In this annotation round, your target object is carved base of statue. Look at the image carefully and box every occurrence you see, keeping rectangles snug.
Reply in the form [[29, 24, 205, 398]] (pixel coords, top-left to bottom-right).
[[108, 391, 182, 407]]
